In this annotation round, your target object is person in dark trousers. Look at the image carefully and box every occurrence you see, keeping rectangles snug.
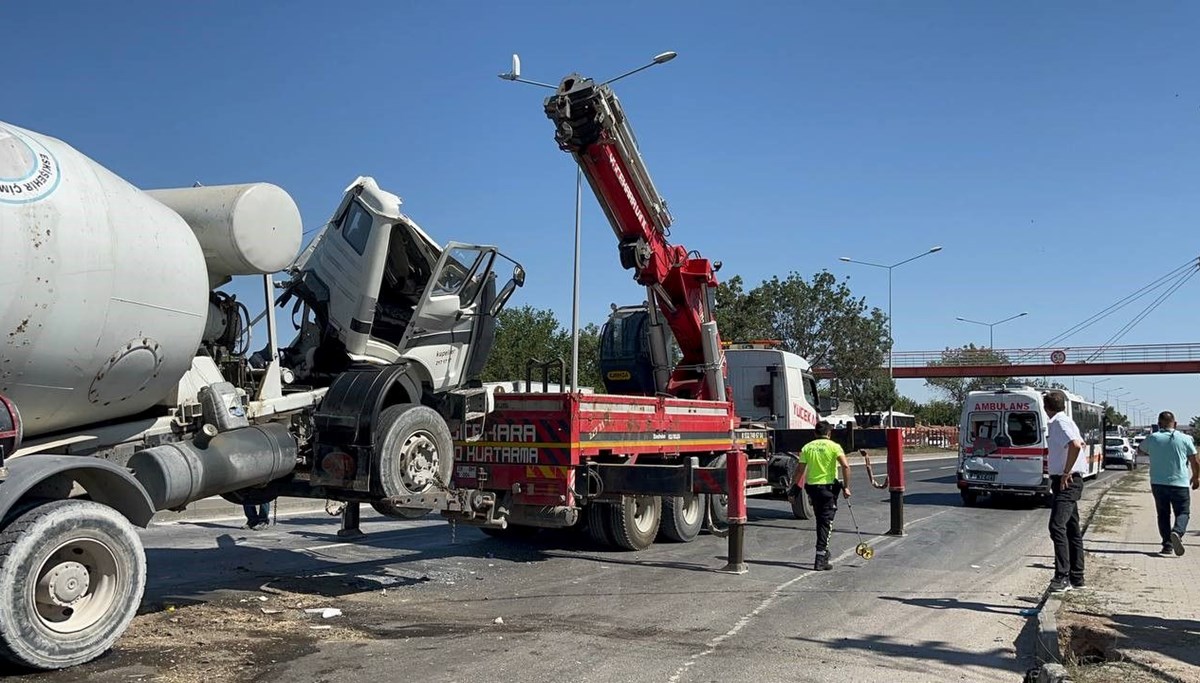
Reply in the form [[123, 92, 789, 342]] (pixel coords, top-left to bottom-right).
[[791, 421, 852, 571], [1045, 392, 1088, 593], [1137, 411, 1199, 556], [242, 501, 271, 530]]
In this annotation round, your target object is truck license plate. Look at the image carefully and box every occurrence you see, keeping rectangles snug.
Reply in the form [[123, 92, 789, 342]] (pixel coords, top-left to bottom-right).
[[969, 471, 996, 482]]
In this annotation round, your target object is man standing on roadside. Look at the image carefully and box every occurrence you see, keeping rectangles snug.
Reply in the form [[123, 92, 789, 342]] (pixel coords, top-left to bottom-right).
[[1045, 392, 1089, 593], [1137, 411, 1199, 556], [792, 421, 852, 571]]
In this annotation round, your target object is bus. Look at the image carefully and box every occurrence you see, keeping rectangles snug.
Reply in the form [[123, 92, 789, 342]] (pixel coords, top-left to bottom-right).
[[957, 386, 1104, 506]]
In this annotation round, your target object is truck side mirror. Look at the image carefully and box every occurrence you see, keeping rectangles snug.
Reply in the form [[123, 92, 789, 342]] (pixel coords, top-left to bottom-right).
[[818, 396, 840, 416], [489, 265, 525, 317]]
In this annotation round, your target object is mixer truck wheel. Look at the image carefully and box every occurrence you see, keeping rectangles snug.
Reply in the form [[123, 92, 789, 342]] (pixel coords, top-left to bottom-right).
[[609, 495, 661, 551], [374, 404, 454, 516], [0, 499, 146, 670], [659, 493, 705, 543], [370, 500, 431, 520]]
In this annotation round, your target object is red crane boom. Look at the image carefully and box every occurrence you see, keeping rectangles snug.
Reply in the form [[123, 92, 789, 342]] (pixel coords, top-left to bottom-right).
[[544, 74, 725, 400]]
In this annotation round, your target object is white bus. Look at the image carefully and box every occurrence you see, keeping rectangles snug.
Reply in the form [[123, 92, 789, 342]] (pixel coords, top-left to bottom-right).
[[958, 386, 1104, 506]]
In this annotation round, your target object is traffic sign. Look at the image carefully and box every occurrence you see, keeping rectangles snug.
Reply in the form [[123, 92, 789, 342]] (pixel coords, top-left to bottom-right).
[[1050, 350, 1067, 365]]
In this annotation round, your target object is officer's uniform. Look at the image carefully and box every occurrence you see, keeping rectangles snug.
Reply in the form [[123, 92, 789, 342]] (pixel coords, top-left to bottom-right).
[[800, 436, 845, 569]]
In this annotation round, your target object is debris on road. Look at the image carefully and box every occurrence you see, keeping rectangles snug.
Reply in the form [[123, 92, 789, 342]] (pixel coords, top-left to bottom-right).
[[304, 608, 343, 619], [493, 617, 505, 625]]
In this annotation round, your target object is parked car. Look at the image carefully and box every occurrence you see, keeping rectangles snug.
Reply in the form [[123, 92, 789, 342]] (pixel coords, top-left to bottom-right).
[[1104, 436, 1137, 470]]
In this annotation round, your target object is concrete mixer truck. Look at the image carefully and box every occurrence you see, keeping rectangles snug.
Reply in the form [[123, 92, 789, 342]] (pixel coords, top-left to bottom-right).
[[0, 120, 524, 669]]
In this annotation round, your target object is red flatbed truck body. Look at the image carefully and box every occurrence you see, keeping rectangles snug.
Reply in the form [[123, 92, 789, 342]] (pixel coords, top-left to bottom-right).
[[452, 392, 770, 510]]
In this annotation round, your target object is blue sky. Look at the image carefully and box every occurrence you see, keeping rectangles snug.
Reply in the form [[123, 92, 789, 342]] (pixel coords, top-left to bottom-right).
[[7, 2, 1198, 422]]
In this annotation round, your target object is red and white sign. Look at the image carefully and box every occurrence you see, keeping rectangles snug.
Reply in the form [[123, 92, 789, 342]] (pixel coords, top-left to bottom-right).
[[1050, 350, 1067, 365]]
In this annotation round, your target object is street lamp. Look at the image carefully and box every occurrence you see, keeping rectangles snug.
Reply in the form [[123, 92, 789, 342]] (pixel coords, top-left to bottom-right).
[[840, 245, 943, 427], [1078, 377, 1112, 402], [499, 51, 677, 391], [955, 312, 1028, 350]]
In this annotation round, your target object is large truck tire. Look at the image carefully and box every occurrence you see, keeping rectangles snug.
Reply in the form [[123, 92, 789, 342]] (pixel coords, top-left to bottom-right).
[[374, 404, 453, 517], [370, 500, 431, 520], [789, 490, 813, 520], [659, 493, 705, 543], [585, 503, 613, 547], [0, 499, 146, 670], [608, 495, 661, 551]]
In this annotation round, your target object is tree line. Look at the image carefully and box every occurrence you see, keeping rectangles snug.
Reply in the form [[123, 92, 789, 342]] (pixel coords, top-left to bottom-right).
[[481, 271, 1142, 428]]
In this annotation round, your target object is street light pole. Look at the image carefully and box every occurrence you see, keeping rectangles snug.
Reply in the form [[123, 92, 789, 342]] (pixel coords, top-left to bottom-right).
[[955, 311, 1028, 349], [499, 51, 677, 392], [840, 246, 943, 428]]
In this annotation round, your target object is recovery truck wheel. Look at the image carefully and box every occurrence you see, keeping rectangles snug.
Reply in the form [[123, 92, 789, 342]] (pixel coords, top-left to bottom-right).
[[370, 500, 431, 520], [609, 495, 661, 551], [960, 489, 979, 507], [585, 502, 614, 547], [789, 490, 813, 520], [374, 404, 453, 518], [0, 499, 146, 670], [659, 493, 705, 543]]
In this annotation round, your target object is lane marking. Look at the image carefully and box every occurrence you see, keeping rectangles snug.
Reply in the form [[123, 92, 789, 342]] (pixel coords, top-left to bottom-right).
[[938, 466, 955, 470], [667, 508, 956, 683], [151, 509, 329, 527], [911, 468, 930, 473]]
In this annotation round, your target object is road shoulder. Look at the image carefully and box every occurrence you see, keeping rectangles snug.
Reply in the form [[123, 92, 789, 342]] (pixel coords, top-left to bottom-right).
[[1052, 468, 1199, 682]]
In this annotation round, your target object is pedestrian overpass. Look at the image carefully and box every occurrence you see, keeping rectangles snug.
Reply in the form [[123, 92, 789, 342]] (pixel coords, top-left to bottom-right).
[[813, 343, 1200, 379]]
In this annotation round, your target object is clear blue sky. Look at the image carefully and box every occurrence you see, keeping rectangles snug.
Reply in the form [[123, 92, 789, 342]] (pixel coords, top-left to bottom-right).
[[8, 2, 1199, 422]]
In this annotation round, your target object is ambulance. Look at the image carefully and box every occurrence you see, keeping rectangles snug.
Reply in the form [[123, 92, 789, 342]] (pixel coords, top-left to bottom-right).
[[957, 385, 1104, 506]]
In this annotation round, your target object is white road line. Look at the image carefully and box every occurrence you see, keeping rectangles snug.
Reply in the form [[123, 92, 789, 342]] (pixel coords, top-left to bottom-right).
[[666, 507, 956, 683], [938, 466, 955, 470], [911, 468, 930, 473]]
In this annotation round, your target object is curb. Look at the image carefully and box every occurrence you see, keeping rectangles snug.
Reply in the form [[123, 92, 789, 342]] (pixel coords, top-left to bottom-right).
[[1032, 470, 1128, 675]]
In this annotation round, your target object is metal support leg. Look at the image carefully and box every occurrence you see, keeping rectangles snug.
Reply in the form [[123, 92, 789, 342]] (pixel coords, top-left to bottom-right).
[[888, 489, 905, 536], [886, 428, 906, 536], [719, 449, 749, 574], [337, 501, 364, 538]]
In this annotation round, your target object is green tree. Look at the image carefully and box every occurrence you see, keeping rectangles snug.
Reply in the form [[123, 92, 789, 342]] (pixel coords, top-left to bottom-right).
[[1102, 403, 1130, 428], [716, 271, 890, 389], [1190, 415, 1200, 433], [893, 395, 922, 416], [842, 369, 896, 415], [482, 306, 606, 391], [482, 305, 569, 384], [714, 275, 773, 342], [925, 345, 1024, 406], [918, 400, 960, 426]]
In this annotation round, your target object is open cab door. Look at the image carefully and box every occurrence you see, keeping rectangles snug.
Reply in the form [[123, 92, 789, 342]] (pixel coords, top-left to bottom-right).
[[281, 177, 523, 391], [398, 244, 524, 392]]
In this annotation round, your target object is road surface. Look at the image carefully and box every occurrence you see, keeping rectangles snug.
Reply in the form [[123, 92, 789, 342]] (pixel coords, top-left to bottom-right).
[[11, 455, 1123, 683]]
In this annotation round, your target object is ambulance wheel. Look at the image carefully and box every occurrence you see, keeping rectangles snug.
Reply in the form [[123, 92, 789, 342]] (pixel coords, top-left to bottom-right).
[[0, 500, 146, 670], [609, 495, 661, 551], [659, 493, 705, 543], [585, 503, 614, 547], [374, 404, 453, 500], [790, 490, 813, 520], [960, 490, 979, 507]]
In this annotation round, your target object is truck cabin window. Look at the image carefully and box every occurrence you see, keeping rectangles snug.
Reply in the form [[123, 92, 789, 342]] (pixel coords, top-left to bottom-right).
[[340, 201, 374, 255]]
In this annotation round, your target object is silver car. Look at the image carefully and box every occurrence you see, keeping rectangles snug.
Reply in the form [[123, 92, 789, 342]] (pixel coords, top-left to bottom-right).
[[1104, 436, 1137, 470]]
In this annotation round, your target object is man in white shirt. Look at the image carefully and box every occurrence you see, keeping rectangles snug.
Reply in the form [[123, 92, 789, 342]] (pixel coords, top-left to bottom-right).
[[1045, 392, 1089, 593]]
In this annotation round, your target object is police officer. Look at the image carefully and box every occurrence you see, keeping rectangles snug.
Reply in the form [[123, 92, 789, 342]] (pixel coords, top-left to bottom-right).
[[793, 421, 852, 570]]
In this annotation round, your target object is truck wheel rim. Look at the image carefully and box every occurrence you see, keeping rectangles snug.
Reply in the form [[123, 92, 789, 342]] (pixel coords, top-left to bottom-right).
[[32, 538, 121, 635], [633, 497, 657, 533], [400, 431, 439, 492], [680, 494, 701, 525]]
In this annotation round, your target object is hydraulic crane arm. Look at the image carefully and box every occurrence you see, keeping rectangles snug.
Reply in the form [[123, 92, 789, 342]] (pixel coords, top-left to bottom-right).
[[544, 74, 725, 401]]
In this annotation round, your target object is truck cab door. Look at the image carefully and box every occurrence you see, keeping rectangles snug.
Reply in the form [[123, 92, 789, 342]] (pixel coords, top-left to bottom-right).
[[399, 244, 522, 392], [289, 180, 393, 358]]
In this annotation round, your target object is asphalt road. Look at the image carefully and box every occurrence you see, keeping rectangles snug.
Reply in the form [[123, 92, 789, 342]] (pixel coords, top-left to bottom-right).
[[14, 455, 1126, 683]]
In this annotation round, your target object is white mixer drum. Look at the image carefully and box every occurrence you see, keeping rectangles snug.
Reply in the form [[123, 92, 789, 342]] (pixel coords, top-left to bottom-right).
[[0, 121, 209, 437]]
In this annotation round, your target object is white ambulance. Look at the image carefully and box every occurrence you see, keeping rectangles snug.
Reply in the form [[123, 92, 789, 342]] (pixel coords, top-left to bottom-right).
[[957, 385, 1104, 506]]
